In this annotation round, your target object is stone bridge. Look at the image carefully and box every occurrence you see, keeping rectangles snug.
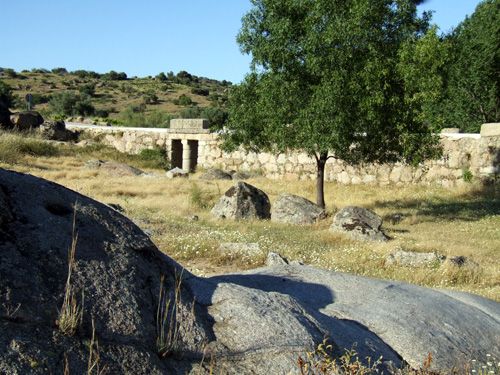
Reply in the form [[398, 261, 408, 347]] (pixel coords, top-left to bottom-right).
[[66, 120, 500, 187]]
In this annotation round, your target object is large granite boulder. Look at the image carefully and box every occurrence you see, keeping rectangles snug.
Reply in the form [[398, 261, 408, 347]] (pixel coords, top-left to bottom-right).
[[10, 111, 44, 130], [211, 182, 271, 220], [0, 102, 12, 129], [1, 169, 498, 374], [271, 193, 326, 224], [39, 121, 78, 142], [85, 159, 144, 177], [330, 206, 388, 241]]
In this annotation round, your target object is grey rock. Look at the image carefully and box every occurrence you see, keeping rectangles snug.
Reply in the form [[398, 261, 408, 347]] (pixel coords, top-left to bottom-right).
[[271, 194, 326, 224], [386, 249, 445, 267], [218, 243, 261, 256], [39, 121, 78, 142], [211, 182, 271, 220], [166, 167, 189, 178], [230, 171, 252, 180], [330, 206, 388, 241], [188, 264, 500, 373], [199, 168, 232, 180], [10, 111, 44, 130], [266, 252, 289, 266], [85, 160, 144, 177], [0, 168, 207, 374]]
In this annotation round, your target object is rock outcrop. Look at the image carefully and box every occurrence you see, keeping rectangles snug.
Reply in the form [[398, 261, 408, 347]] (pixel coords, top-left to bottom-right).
[[85, 159, 144, 177], [1, 169, 498, 374], [39, 121, 78, 142], [271, 194, 326, 224], [199, 168, 232, 180], [330, 206, 388, 241], [211, 182, 271, 220], [10, 111, 44, 130]]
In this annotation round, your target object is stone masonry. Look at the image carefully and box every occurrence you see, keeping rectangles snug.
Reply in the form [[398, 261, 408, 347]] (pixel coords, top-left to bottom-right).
[[66, 121, 500, 187]]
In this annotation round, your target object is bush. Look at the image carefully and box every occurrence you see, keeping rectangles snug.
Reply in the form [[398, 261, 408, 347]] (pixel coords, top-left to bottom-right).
[[138, 147, 170, 170], [118, 106, 172, 128], [173, 94, 193, 106], [79, 83, 96, 97], [51, 67, 68, 75], [143, 90, 159, 105], [72, 70, 101, 79], [179, 106, 228, 127], [49, 92, 95, 117], [103, 70, 127, 81], [0, 81, 14, 108], [2, 68, 17, 78], [191, 87, 210, 96]]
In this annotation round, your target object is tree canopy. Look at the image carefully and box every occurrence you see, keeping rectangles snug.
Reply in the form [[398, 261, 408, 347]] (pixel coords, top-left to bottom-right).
[[223, 0, 442, 207], [439, 0, 499, 132]]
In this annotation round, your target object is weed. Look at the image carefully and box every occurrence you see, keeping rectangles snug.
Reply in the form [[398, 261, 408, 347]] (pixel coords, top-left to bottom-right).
[[156, 271, 183, 357], [57, 209, 84, 336], [87, 318, 107, 375], [462, 169, 473, 183], [189, 182, 216, 210], [298, 339, 382, 375], [138, 148, 170, 170]]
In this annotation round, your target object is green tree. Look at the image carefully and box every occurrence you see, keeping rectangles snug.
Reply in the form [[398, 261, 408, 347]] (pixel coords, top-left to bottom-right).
[[441, 0, 499, 132], [0, 80, 14, 108], [49, 92, 95, 117], [223, 0, 440, 208]]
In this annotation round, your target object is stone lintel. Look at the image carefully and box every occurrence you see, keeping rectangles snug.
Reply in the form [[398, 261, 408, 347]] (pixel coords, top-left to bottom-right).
[[480, 123, 500, 137], [170, 118, 209, 130]]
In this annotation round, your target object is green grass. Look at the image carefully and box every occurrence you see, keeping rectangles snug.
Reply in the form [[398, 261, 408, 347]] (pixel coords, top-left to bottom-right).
[[0, 132, 59, 163]]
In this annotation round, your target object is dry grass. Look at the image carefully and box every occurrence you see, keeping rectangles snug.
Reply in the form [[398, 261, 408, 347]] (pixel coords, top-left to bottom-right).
[[57, 210, 84, 336], [2, 135, 498, 301]]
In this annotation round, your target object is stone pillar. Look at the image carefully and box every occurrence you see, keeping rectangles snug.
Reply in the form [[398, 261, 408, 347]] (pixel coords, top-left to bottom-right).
[[182, 139, 191, 171]]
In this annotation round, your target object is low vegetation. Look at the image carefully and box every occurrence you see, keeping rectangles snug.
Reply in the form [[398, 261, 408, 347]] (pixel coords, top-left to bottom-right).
[[1, 131, 498, 302], [0, 68, 230, 128]]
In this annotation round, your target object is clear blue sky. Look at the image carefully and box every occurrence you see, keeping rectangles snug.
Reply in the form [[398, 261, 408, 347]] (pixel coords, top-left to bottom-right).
[[2, 0, 482, 84]]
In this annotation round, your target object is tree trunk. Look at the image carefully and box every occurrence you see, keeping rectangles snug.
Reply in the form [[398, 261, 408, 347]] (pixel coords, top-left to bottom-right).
[[315, 152, 328, 209]]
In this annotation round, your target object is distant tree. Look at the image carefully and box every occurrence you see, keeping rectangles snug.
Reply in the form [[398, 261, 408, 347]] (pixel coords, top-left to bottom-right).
[[0, 80, 14, 108], [156, 72, 168, 82], [440, 0, 499, 132], [72, 70, 101, 79], [143, 90, 159, 105], [3, 68, 18, 78], [191, 87, 210, 96], [103, 70, 127, 81], [51, 67, 68, 75], [31, 68, 49, 74], [223, 0, 441, 208]]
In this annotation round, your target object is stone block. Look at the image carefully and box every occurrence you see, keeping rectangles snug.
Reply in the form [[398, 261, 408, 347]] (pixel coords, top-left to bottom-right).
[[480, 123, 500, 137], [441, 128, 461, 134], [170, 118, 209, 130]]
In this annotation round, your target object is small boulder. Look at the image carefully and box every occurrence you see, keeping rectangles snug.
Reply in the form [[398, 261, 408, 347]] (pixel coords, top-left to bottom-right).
[[166, 167, 189, 178], [85, 159, 144, 177], [10, 111, 44, 130], [266, 252, 289, 266], [330, 206, 388, 242], [211, 182, 271, 220], [39, 120, 78, 142], [199, 168, 232, 180], [386, 249, 445, 267], [271, 194, 326, 224], [230, 171, 252, 180]]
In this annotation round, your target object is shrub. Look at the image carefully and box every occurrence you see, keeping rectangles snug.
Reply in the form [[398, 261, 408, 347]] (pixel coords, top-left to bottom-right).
[[156, 72, 168, 82], [71, 70, 101, 79], [173, 94, 193, 106], [139, 147, 170, 170], [143, 90, 159, 105], [51, 67, 68, 75], [103, 70, 127, 81], [79, 83, 96, 97], [0, 80, 14, 108], [191, 87, 210, 96], [49, 92, 95, 117], [462, 169, 473, 183]]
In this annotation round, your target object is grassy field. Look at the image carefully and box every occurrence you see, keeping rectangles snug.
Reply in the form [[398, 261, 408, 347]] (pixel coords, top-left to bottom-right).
[[1, 131, 499, 301]]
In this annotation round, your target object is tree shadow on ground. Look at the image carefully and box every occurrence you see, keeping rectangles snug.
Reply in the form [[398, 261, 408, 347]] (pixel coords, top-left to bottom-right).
[[371, 183, 499, 222]]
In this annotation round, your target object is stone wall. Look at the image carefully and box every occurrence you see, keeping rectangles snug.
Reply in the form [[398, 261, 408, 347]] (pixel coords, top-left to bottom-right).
[[67, 123, 500, 187]]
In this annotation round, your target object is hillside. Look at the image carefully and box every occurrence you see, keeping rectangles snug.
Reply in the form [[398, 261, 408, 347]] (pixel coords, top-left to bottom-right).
[[0, 67, 230, 127]]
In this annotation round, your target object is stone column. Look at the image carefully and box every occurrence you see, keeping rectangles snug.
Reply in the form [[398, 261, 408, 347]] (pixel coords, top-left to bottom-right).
[[182, 139, 191, 171]]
